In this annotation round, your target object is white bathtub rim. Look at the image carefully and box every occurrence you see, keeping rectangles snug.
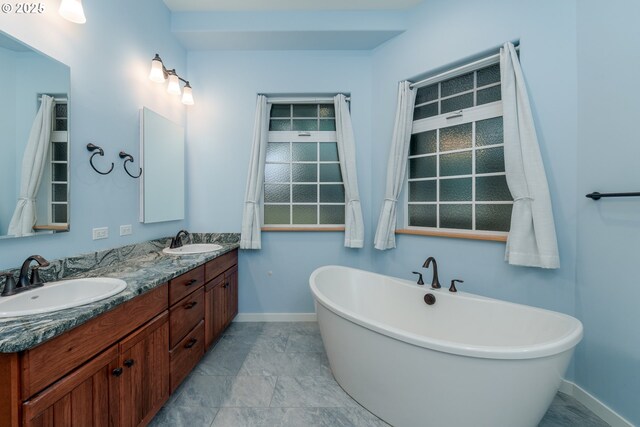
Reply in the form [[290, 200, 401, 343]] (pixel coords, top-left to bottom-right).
[[310, 265, 583, 360]]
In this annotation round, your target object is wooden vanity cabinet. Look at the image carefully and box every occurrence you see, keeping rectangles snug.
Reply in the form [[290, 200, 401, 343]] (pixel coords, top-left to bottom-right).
[[0, 249, 239, 427], [203, 250, 238, 350]]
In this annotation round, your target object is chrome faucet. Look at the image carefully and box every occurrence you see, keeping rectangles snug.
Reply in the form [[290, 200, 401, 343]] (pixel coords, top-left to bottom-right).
[[422, 257, 441, 289], [170, 230, 190, 249], [1, 255, 50, 297]]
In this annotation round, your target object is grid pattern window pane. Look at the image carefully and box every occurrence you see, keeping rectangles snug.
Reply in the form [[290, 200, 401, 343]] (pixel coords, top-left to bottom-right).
[[50, 100, 68, 225], [264, 103, 344, 227], [407, 63, 512, 234]]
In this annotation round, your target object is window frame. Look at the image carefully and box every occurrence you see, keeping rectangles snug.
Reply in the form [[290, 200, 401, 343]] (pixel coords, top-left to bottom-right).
[[400, 61, 511, 241], [262, 104, 347, 231]]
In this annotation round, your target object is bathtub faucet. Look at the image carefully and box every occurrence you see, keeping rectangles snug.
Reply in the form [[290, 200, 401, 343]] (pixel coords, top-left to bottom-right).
[[422, 257, 441, 289]]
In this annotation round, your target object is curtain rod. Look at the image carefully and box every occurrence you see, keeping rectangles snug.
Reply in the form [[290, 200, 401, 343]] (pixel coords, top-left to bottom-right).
[[38, 95, 68, 102], [266, 96, 350, 104], [409, 45, 519, 90]]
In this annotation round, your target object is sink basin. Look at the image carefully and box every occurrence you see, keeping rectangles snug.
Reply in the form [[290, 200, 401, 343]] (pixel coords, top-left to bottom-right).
[[163, 243, 222, 255], [0, 278, 127, 318]]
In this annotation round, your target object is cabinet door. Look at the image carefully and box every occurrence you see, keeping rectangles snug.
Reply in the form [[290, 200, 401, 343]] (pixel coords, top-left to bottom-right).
[[119, 312, 169, 427], [22, 345, 120, 427], [205, 276, 227, 349], [225, 266, 238, 326]]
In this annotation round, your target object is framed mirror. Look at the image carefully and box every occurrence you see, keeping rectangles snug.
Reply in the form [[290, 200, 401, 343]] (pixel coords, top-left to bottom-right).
[[139, 107, 185, 223], [0, 30, 71, 240]]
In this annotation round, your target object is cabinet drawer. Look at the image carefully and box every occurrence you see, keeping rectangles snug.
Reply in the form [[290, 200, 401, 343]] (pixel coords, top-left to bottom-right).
[[170, 288, 204, 348], [170, 321, 204, 393], [205, 250, 238, 283], [169, 266, 205, 305]]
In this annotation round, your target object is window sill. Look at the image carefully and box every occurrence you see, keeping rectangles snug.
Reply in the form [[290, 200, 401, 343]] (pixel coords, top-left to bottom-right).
[[395, 228, 507, 242], [262, 226, 345, 232], [33, 224, 69, 231]]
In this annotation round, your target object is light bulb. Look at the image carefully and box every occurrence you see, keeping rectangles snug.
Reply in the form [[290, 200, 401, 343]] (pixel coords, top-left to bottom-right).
[[149, 55, 166, 83], [181, 83, 194, 105], [59, 0, 86, 24], [167, 72, 181, 95]]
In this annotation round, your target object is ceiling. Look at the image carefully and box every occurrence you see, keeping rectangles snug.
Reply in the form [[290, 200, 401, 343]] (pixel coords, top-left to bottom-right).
[[163, 0, 424, 12]]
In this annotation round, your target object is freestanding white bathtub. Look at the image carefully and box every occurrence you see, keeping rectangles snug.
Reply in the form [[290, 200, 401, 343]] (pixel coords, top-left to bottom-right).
[[310, 266, 583, 427]]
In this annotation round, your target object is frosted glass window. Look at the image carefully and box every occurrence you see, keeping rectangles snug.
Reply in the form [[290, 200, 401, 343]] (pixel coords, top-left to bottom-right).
[[320, 142, 339, 161], [293, 184, 317, 203], [292, 163, 317, 182], [440, 123, 472, 152], [408, 58, 511, 235], [265, 184, 290, 203], [264, 205, 290, 224], [292, 205, 317, 224], [264, 102, 346, 227], [292, 142, 317, 161], [320, 205, 345, 224], [266, 143, 290, 162], [408, 204, 437, 227], [410, 130, 437, 156]]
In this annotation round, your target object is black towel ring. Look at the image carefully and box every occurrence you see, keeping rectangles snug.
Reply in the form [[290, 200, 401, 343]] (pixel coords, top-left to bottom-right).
[[119, 151, 142, 179], [87, 143, 114, 175]]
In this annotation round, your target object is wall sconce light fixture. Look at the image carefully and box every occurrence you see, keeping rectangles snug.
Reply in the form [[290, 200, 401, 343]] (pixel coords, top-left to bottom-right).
[[148, 54, 194, 105], [59, 0, 86, 24]]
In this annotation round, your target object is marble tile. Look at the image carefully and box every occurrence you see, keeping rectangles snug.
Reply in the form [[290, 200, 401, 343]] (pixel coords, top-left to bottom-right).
[[149, 405, 219, 427], [270, 376, 359, 408], [239, 351, 332, 377], [223, 322, 266, 336], [288, 322, 321, 335], [211, 407, 390, 427], [285, 333, 325, 353], [175, 375, 276, 408], [538, 392, 609, 427], [194, 344, 251, 376]]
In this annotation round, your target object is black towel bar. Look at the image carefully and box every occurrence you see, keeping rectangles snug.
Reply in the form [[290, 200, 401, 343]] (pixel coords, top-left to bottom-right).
[[585, 191, 640, 200]]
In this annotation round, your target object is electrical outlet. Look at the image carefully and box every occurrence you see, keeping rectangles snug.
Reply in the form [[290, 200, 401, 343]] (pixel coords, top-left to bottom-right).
[[120, 225, 132, 236], [92, 227, 109, 240]]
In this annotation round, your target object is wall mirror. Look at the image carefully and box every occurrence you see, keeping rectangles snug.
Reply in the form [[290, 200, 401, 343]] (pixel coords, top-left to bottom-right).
[[139, 107, 185, 223], [0, 30, 71, 240]]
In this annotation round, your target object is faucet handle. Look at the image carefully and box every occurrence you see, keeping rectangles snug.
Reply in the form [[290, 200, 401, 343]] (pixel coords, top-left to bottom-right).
[[411, 272, 424, 285], [1, 272, 18, 297], [449, 279, 464, 293], [30, 266, 44, 287]]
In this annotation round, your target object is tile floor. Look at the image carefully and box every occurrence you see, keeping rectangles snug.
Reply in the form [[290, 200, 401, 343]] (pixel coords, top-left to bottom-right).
[[150, 322, 608, 427]]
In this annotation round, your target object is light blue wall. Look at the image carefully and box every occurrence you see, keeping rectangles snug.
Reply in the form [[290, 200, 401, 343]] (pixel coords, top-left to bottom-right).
[[0, 0, 187, 270], [576, 0, 640, 423], [186, 50, 374, 313]]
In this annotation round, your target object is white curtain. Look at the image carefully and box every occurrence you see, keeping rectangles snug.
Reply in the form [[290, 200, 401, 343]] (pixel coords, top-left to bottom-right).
[[374, 81, 416, 250], [240, 95, 271, 249], [8, 95, 54, 236], [501, 42, 560, 268], [334, 94, 364, 248]]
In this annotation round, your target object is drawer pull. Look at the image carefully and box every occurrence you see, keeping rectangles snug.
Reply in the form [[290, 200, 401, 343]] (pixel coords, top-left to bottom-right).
[[185, 279, 198, 287], [184, 338, 198, 349], [124, 359, 135, 368], [183, 301, 198, 310], [112, 367, 123, 377]]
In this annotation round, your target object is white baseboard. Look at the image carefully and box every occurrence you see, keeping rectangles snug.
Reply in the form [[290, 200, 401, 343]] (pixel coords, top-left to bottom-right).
[[234, 313, 317, 322], [560, 380, 633, 427]]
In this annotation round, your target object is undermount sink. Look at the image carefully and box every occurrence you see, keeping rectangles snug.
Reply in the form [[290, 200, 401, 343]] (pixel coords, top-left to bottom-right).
[[162, 243, 222, 255], [0, 277, 127, 318]]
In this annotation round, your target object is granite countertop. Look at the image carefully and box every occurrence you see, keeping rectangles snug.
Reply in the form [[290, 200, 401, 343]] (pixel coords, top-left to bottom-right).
[[0, 233, 240, 353]]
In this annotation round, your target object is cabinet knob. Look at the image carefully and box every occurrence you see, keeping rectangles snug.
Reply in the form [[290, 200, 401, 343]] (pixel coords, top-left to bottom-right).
[[123, 359, 135, 368], [184, 338, 198, 349], [185, 279, 198, 287], [112, 367, 123, 377], [183, 301, 198, 310]]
